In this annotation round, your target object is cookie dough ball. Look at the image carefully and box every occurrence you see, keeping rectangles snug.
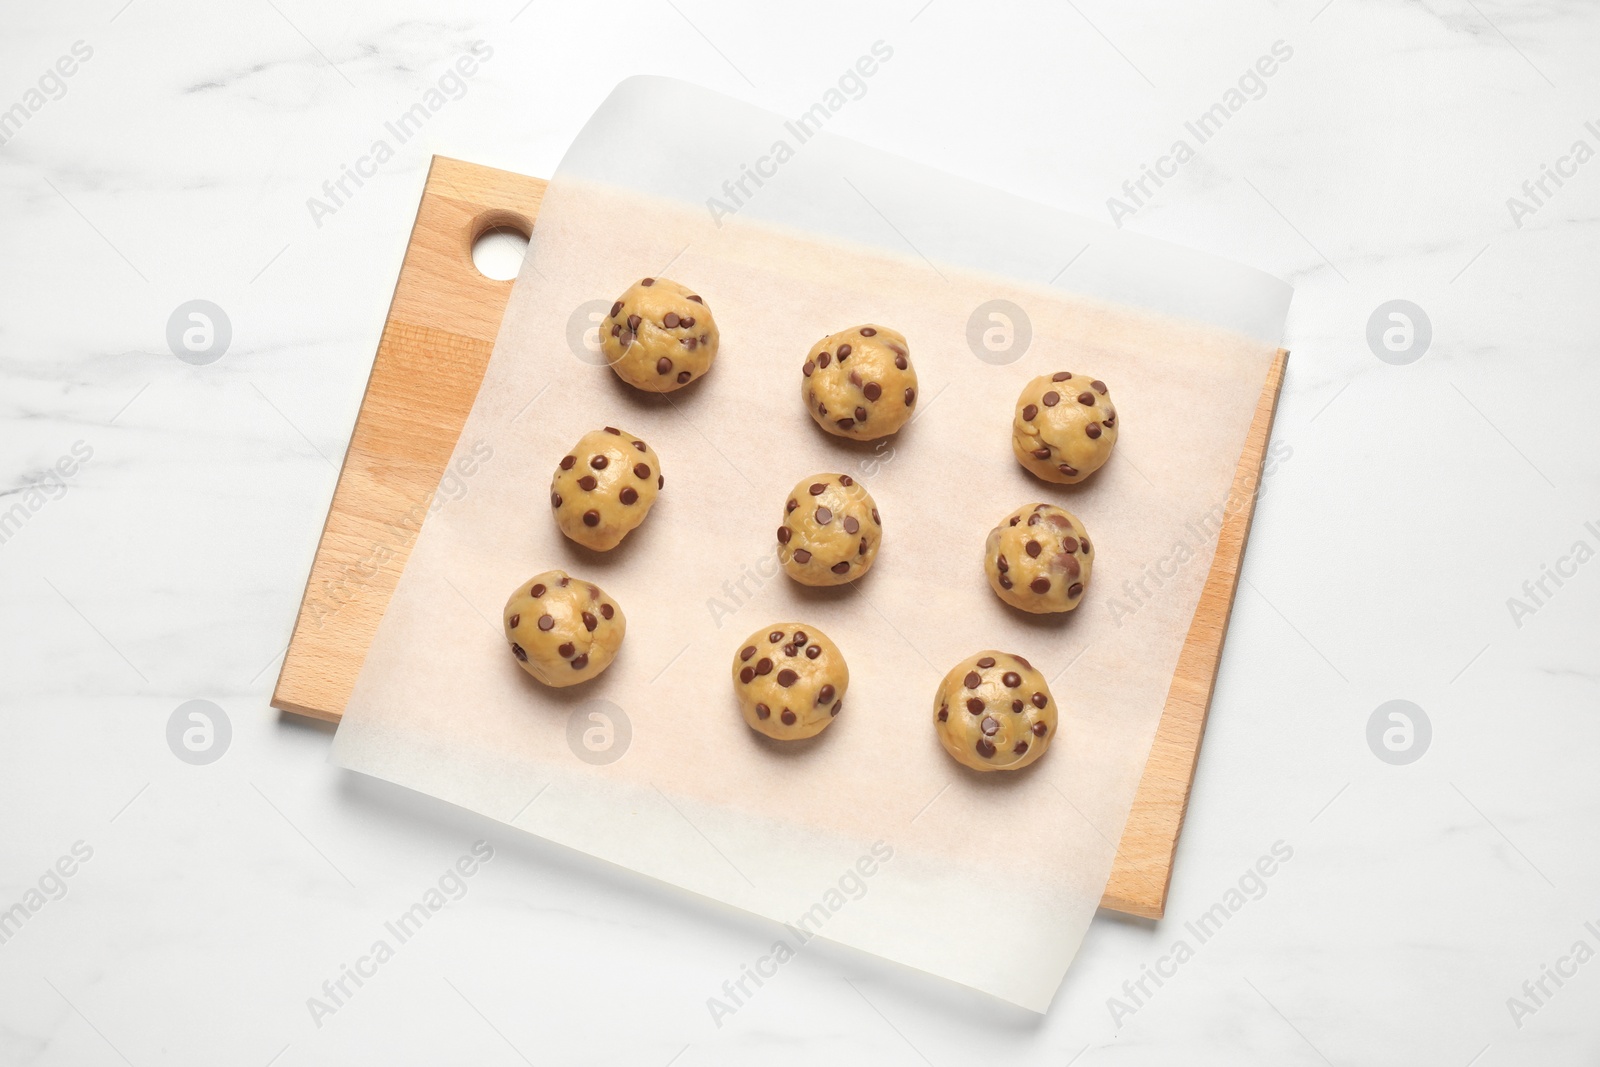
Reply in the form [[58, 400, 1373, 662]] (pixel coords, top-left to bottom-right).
[[934, 652, 1057, 772], [776, 473, 882, 586], [732, 624, 848, 740], [801, 325, 919, 440], [550, 427, 663, 551], [984, 503, 1095, 613], [1012, 372, 1118, 484], [598, 277, 719, 392], [503, 570, 626, 687]]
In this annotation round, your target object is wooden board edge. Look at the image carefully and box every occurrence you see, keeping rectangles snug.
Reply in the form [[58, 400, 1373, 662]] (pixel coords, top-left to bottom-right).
[[1098, 347, 1289, 919]]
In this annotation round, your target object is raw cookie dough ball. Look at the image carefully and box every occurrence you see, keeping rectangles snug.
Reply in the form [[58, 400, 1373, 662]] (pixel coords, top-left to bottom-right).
[[503, 570, 626, 687], [598, 277, 719, 392], [732, 624, 848, 740], [800, 325, 919, 440], [984, 503, 1095, 613], [776, 473, 882, 586], [1011, 371, 1118, 484], [550, 426, 663, 551], [933, 651, 1057, 772]]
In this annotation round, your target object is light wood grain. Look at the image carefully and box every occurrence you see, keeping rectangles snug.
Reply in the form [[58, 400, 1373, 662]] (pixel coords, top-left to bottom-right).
[[271, 154, 1287, 920]]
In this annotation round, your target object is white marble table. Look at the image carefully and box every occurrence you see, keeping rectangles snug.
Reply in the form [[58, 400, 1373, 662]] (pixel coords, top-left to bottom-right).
[[2, 1, 1597, 1063]]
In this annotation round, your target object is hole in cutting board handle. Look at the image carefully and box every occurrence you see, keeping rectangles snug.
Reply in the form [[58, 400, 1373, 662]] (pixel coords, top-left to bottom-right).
[[469, 209, 533, 282]]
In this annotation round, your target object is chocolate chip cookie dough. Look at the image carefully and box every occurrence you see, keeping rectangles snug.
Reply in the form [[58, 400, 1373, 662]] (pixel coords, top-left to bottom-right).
[[550, 427, 663, 551], [504, 570, 625, 686], [801, 324, 918, 440], [599, 277, 719, 392], [984, 503, 1094, 613], [733, 623, 848, 740], [776, 473, 882, 586], [1011, 371, 1118, 484], [933, 651, 1057, 771]]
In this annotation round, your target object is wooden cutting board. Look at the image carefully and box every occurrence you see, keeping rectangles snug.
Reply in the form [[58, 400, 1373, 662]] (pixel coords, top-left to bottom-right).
[[272, 155, 1288, 920]]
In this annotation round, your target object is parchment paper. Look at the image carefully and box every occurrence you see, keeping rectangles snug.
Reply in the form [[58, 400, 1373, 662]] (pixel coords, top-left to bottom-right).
[[330, 78, 1290, 1011]]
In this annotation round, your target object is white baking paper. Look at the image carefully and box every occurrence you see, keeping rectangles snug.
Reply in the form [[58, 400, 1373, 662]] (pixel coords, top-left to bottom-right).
[[330, 77, 1290, 1012]]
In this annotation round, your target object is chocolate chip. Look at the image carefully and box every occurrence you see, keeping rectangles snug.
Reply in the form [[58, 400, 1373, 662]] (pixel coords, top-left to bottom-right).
[[755, 703, 770, 719], [640, 278, 654, 286], [905, 387, 915, 405], [740, 668, 756, 683], [871, 508, 881, 524], [860, 327, 877, 336], [831, 561, 850, 574], [1062, 537, 1079, 552], [657, 356, 673, 374], [818, 352, 832, 368], [794, 631, 807, 645], [658, 475, 664, 488], [633, 440, 647, 452], [777, 669, 798, 687], [617, 487, 636, 505], [741, 645, 756, 661], [895, 354, 907, 370], [582, 510, 600, 526], [1013, 741, 1029, 754], [938, 706, 948, 721], [537, 614, 554, 631], [677, 371, 692, 383], [508, 613, 520, 628], [803, 361, 815, 377], [609, 301, 623, 318], [806, 645, 821, 659], [581, 612, 597, 631], [1014, 654, 1032, 668], [588, 584, 599, 599], [1032, 692, 1047, 708], [966, 697, 985, 714], [756, 657, 773, 675], [1064, 556, 1081, 579], [858, 537, 868, 555], [1026, 540, 1041, 558], [1022, 404, 1038, 420], [1031, 448, 1051, 460], [809, 483, 827, 495], [843, 516, 859, 534], [664, 312, 680, 328], [1027, 514, 1039, 526], [839, 475, 853, 486], [1012, 699, 1024, 712], [559, 576, 570, 587], [551, 492, 562, 507], [769, 631, 783, 643], [837, 418, 855, 431], [816, 507, 832, 524], [1053, 371, 1072, 381], [627, 314, 641, 330], [1078, 392, 1095, 406], [530, 584, 546, 597], [818, 684, 835, 704], [1002, 671, 1021, 687], [560, 455, 576, 470], [831, 701, 841, 715], [1091, 380, 1107, 394], [577, 475, 597, 491], [1043, 391, 1060, 406], [590, 455, 608, 470], [511, 643, 526, 661], [681, 317, 694, 328], [853, 406, 867, 422], [1068, 582, 1084, 597], [571, 654, 589, 669], [793, 549, 812, 563], [781, 709, 796, 725], [617, 329, 634, 346], [999, 573, 1012, 589], [787, 499, 798, 512], [964, 671, 981, 689], [685, 338, 697, 351], [976, 739, 996, 758], [981, 716, 999, 736], [838, 344, 852, 358], [600, 604, 614, 620], [611, 324, 620, 337], [977, 657, 996, 668], [777, 526, 791, 543], [558, 641, 575, 657], [1058, 463, 1078, 477], [687, 293, 702, 303], [1086, 422, 1102, 439], [783, 642, 797, 656], [1030, 577, 1050, 594], [863, 382, 881, 401], [1009, 517, 1020, 526], [1032, 721, 1048, 736], [818, 404, 828, 416]]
